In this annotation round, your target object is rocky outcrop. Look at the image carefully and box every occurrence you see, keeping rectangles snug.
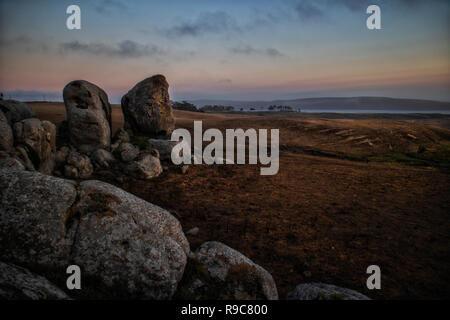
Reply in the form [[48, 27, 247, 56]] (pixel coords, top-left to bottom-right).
[[13, 118, 56, 174], [176, 241, 278, 300], [286, 283, 370, 300], [0, 262, 71, 300], [0, 168, 189, 299], [121, 75, 175, 138], [124, 153, 162, 180], [63, 80, 112, 152], [0, 110, 14, 152], [0, 99, 35, 125]]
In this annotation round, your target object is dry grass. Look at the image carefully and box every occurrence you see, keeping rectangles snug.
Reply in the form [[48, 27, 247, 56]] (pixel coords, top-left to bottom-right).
[[30, 102, 450, 299]]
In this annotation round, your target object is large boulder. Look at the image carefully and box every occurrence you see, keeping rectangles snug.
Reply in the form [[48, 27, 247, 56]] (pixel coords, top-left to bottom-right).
[[121, 75, 175, 138], [13, 118, 56, 174], [286, 283, 370, 300], [71, 180, 189, 299], [0, 262, 71, 300], [124, 153, 163, 180], [176, 241, 278, 300], [63, 80, 112, 152], [0, 99, 35, 125], [0, 168, 189, 299], [0, 168, 78, 270], [0, 110, 14, 152]]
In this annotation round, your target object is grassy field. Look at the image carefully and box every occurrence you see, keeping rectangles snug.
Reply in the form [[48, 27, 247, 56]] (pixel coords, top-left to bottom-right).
[[30, 102, 450, 299]]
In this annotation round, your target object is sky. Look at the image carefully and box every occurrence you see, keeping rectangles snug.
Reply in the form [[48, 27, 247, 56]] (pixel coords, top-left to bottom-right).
[[0, 0, 449, 102]]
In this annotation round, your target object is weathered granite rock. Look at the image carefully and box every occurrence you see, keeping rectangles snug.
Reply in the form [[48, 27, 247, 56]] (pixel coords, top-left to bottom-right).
[[71, 180, 189, 299], [116, 142, 139, 162], [0, 110, 14, 152], [112, 128, 130, 144], [13, 118, 56, 174], [55, 146, 70, 166], [0, 168, 78, 270], [65, 150, 93, 179], [0, 99, 34, 125], [146, 139, 179, 161], [124, 153, 162, 180], [0, 152, 25, 171], [176, 241, 278, 300], [91, 148, 116, 168], [0, 261, 71, 300], [63, 80, 112, 152], [286, 283, 370, 300], [0, 168, 190, 299], [15, 146, 36, 171], [121, 75, 175, 137]]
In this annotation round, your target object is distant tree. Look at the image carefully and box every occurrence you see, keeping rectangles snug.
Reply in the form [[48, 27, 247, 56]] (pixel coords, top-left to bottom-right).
[[200, 105, 234, 113], [172, 101, 198, 112]]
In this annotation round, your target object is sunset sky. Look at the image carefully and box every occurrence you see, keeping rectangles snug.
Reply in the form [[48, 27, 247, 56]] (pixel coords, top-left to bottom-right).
[[0, 0, 449, 102]]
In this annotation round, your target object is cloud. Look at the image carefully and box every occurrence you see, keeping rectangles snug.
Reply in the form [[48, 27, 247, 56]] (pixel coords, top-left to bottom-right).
[[165, 11, 240, 37], [0, 35, 49, 53], [59, 40, 164, 58], [336, 0, 370, 11], [230, 45, 284, 57], [295, 2, 325, 20], [95, 0, 129, 15]]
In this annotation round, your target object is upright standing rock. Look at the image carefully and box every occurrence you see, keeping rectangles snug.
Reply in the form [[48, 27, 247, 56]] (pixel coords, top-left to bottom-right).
[[63, 80, 112, 152], [121, 75, 175, 138]]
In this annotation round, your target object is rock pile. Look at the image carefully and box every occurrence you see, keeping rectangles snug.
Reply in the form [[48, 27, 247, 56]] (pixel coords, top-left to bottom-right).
[[0, 99, 55, 174]]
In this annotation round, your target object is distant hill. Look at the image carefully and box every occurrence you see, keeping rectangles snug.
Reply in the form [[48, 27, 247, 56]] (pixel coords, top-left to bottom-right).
[[186, 97, 450, 112]]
